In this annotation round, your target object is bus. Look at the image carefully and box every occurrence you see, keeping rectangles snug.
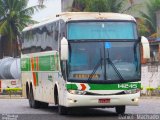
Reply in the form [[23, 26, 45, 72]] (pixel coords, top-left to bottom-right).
[[21, 12, 150, 115]]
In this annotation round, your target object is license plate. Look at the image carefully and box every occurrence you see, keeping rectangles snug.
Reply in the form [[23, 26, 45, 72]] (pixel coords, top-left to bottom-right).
[[98, 99, 110, 103]]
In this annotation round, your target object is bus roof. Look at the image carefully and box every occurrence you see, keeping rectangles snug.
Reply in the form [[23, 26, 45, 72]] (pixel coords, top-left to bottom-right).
[[23, 12, 136, 32], [58, 12, 136, 21]]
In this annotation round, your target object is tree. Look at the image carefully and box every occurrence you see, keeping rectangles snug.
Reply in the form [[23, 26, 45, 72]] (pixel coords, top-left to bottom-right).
[[137, 18, 150, 37], [140, 0, 160, 37], [72, 0, 124, 12], [0, 0, 44, 57], [38, 0, 137, 13], [72, 0, 139, 13]]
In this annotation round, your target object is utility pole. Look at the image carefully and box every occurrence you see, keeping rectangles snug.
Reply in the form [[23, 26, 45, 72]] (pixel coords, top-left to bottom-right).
[[156, 11, 160, 38]]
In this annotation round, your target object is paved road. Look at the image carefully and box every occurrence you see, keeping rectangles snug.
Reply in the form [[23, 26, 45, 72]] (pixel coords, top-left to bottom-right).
[[0, 98, 160, 120]]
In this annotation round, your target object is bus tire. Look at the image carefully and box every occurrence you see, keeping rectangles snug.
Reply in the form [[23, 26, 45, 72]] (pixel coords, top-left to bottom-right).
[[40, 102, 49, 108], [115, 106, 125, 115], [28, 87, 40, 109], [58, 105, 67, 115], [26, 83, 29, 99], [57, 94, 67, 115]]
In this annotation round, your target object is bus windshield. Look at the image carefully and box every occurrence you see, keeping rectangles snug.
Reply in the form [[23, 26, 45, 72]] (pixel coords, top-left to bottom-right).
[[68, 42, 140, 82], [67, 21, 138, 40], [67, 21, 140, 82]]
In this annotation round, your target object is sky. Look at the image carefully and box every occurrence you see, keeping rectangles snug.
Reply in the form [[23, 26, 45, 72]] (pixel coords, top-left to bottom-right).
[[28, 0, 61, 22]]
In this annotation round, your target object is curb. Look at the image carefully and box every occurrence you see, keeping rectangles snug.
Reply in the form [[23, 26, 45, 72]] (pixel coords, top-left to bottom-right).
[[0, 95, 25, 99], [140, 96, 160, 99]]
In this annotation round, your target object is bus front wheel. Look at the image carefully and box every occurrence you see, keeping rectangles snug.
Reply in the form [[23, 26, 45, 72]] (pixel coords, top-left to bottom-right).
[[115, 106, 125, 115], [58, 105, 67, 115], [57, 95, 67, 115]]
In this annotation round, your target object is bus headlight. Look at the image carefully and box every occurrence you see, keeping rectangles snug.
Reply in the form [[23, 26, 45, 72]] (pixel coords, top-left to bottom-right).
[[68, 90, 86, 95], [124, 89, 140, 94]]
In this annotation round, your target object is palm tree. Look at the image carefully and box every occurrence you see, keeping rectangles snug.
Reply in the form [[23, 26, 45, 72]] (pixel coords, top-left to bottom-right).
[[72, 0, 139, 13], [140, 0, 160, 37], [0, 0, 44, 57], [38, 0, 138, 13]]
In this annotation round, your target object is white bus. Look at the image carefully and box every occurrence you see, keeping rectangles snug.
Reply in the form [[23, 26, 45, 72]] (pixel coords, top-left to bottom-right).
[[21, 12, 150, 115]]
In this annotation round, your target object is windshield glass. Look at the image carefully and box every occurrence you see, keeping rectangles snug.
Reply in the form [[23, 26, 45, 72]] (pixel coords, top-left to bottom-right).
[[68, 41, 140, 81], [67, 21, 140, 82], [68, 22, 137, 40], [105, 42, 140, 80]]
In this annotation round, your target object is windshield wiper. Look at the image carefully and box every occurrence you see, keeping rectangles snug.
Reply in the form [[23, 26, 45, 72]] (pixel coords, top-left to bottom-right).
[[88, 58, 102, 81], [106, 58, 124, 81]]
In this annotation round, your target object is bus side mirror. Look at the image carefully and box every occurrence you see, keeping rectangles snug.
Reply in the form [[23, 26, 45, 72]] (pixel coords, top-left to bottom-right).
[[141, 36, 150, 59], [61, 37, 68, 60]]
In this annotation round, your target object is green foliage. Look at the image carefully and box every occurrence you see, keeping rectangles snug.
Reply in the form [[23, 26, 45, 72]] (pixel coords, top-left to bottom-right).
[[146, 87, 155, 91], [0, 0, 45, 41], [72, 0, 142, 14], [4, 88, 22, 92], [2, 88, 22, 95], [138, 23, 149, 36], [72, 0, 126, 12], [141, 86, 144, 90], [86, 0, 125, 12], [137, 19, 150, 36], [140, 0, 160, 36]]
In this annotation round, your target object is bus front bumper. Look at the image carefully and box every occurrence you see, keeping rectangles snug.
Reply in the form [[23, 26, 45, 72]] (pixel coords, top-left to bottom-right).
[[65, 92, 140, 107]]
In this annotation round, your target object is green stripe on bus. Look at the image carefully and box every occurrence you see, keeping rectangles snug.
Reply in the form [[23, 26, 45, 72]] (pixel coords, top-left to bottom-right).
[[66, 82, 141, 90], [21, 58, 31, 71], [39, 55, 54, 71], [21, 55, 59, 71]]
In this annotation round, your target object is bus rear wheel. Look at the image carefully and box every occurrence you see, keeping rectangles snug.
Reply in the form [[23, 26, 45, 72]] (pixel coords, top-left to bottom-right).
[[28, 87, 40, 109], [115, 106, 125, 115]]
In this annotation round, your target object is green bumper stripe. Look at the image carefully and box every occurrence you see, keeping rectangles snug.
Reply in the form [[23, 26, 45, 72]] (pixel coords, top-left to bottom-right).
[[66, 82, 141, 90], [66, 84, 78, 90]]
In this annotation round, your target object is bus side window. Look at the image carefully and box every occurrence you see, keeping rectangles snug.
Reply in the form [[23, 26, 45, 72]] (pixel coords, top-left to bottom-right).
[[21, 21, 60, 54], [44, 23, 58, 51], [55, 30, 58, 40]]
